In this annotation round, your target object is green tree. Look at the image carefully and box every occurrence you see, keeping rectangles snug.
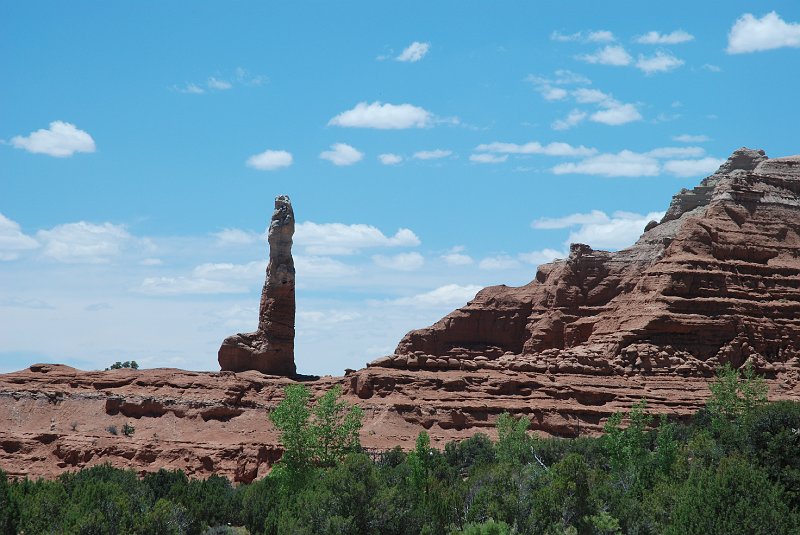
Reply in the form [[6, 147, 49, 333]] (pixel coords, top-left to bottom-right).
[[269, 384, 363, 472], [706, 362, 768, 429], [495, 413, 531, 465]]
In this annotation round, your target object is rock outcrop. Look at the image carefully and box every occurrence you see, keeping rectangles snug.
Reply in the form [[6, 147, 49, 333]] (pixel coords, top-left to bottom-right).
[[218, 195, 296, 376], [3, 148, 800, 482], [375, 148, 800, 378]]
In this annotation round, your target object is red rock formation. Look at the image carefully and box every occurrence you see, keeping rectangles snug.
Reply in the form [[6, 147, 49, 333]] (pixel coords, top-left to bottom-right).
[[3, 148, 800, 482], [382, 149, 800, 379], [219, 195, 296, 376]]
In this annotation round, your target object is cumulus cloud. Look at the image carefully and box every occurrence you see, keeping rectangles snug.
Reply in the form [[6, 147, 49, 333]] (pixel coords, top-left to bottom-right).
[[413, 149, 452, 160], [36, 222, 134, 263], [590, 103, 642, 126], [534, 210, 666, 251], [388, 284, 482, 307], [727, 11, 800, 54], [328, 101, 432, 129], [295, 255, 358, 278], [320, 143, 364, 166], [372, 252, 425, 271], [479, 255, 521, 270], [246, 149, 293, 170], [550, 147, 723, 179], [207, 77, 232, 90], [518, 249, 564, 265], [552, 110, 588, 130], [139, 277, 246, 296], [10, 121, 96, 157], [673, 134, 710, 143], [192, 261, 265, 280], [440, 245, 474, 266], [526, 70, 592, 87], [577, 45, 633, 66], [552, 150, 660, 177], [636, 51, 684, 74], [551, 30, 616, 43], [635, 30, 694, 44], [541, 87, 568, 101], [645, 146, 705, 158], [174, 83, 205, 94], [0, 213, 39, 260], [295, 222, 420, 255], [663, 157, 725, 177], [379, 153, 403, 165], [469, 153, 508, 164], [475, 141, 597, 157], [396, 41, 431, 62], [212, 228, 262, 246]]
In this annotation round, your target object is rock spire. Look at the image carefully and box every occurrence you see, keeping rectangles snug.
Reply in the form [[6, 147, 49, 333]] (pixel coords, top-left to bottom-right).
[[218, 195, 296, 376]]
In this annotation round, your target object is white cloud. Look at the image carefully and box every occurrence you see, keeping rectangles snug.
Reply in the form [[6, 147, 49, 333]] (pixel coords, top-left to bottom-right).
[[532, 210, 610, 229], [551, 31, 582, 42], [441, 252, 474, 266], [295, 222, 420, 255], [551, 30, 615, 43], [526, 70, 592, 86], [320, 143, 364, 166], [372, 252, 424, 271], [295, 255, 358, 278], [636, 51, 684, 74], [518, 249, 564, 265], [246, 149, 293, 171], [702, 64, 722, 73], [36, 222, 133, 263], [378, 153, 403, 165], [413, 149, 452, 160], [590, 103, 642, 126], [552, 150, 660, 177], [673, 134, 710, 143], [207, 77, 232, 90], [645, 146, 705, 158], [663, 157, 725, 177], [552, 110, 588, 130], [577, 45, 633, 66], [139, 258, 163, 266], [388, 284, 482, 307], [469, 153, 508, 164], [174, 83, 205, 94], [475, 141, 597, 157], [479, 255, 521, 270], [572, 88, 613, 104], [587, 30, 616, 43], [534, 210, 665, 250], [212, 228, 262, 246], [567, 211, 666, 250], [10, 121, 96, 157], [138, 277, 246, 296], [635, 30, 695, 44], [541, 87, 568, 101], [192, 261, 265, 280], [396, 41, 430, 62], [727, 11, 800, 54], [328, 101, 432, 129], [0, 213, 39, 260]]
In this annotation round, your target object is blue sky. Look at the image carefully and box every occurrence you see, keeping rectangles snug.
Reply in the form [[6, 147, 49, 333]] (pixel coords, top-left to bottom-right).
[[2, 2, 799, 375]]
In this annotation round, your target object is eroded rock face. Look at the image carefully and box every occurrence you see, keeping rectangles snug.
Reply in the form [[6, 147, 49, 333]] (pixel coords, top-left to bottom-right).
[[382, 148, 800, 378], [218, 196, 296, 376]]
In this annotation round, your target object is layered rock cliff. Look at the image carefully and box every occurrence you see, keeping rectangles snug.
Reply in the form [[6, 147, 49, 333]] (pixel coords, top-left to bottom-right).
[[2, 148, 800, 482], [375, 148, 800, 379]]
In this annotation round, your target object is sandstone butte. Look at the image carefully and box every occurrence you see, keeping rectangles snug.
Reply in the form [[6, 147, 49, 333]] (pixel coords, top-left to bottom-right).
[[1, 147, 800, 483]]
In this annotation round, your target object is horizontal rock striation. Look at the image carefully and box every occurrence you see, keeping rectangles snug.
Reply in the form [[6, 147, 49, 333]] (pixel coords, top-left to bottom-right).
[[383, 148, 800, 379]]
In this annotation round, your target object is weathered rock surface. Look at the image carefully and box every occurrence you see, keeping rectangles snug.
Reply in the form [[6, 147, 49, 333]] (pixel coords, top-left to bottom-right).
[[3, 148, 800, 482], [219, 195, 296, 376], [386, 149, 800, 379], [4, 363, 797, 482]]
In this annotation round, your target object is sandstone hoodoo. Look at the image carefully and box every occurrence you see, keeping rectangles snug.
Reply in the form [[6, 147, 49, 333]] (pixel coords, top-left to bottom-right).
[[374, 148, 800, 379], [218, 195, 297, 376]]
